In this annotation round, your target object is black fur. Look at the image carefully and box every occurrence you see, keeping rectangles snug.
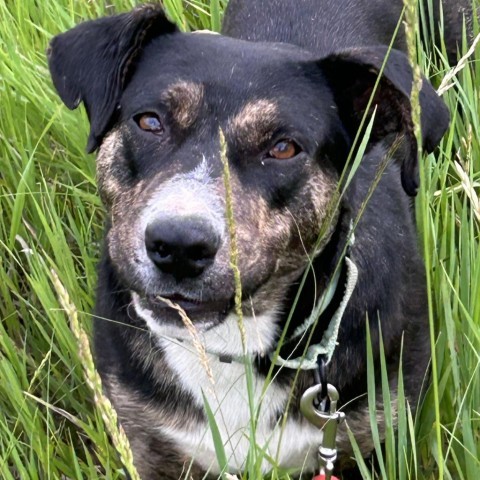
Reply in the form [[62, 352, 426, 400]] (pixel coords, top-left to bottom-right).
[[46, 1, 466, 478]]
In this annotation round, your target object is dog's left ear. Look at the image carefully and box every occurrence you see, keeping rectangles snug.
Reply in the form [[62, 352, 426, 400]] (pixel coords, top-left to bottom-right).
[[48, 5, 177, 152], [317, 46, 449, 195]]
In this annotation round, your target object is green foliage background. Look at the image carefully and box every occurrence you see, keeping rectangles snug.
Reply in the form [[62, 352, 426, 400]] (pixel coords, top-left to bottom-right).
[[0, 1, 478, 478]]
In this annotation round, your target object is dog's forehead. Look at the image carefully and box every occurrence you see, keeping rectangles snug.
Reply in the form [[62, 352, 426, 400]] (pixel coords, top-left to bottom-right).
[[123, 32, 328, 113]]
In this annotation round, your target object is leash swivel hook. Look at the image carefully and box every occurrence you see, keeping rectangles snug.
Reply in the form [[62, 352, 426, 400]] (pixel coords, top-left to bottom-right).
[[300, 382, 345, 480]]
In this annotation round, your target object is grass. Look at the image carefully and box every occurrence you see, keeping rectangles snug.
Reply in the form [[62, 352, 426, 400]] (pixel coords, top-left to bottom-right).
[[0, 0, 479, 478]]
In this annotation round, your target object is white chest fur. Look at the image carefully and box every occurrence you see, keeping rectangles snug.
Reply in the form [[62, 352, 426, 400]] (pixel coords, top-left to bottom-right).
[[135, 304, 325, 475], [160, 342, 324, 475]]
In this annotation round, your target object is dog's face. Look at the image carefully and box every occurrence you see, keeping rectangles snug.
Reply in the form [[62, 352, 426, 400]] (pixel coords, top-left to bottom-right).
[[48, 6, 449, 331], [97, 33, 343, 327]]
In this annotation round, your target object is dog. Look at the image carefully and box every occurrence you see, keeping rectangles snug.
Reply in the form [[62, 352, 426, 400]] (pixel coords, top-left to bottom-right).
[[47, 1, 458, 478]]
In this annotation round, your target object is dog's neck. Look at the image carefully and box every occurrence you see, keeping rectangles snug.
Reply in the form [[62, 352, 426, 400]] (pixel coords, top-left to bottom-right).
[[272, 206, 352, 355]]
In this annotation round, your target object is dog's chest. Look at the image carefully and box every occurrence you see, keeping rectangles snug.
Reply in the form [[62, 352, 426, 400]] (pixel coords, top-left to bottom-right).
[[159, 341, 323, 474]]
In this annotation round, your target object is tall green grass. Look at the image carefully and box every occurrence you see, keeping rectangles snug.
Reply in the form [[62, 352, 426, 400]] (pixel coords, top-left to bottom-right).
[[0, 1, 478, 479]]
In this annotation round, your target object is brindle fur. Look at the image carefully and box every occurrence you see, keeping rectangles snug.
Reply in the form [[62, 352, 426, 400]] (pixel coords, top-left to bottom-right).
[[46, 1, 472, 478], [162, 81, 205, 130]]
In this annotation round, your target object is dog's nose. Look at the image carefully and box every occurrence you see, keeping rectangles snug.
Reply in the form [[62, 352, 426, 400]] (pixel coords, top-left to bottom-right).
[[145, 216, 220, 280]]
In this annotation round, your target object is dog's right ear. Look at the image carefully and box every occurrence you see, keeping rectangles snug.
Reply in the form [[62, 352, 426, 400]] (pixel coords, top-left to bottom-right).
[[47, 5, 177, 153]]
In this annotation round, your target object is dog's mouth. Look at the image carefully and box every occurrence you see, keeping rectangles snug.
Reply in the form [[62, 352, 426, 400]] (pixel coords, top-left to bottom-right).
[[147, 293, 232, 316], [132, 291, 233, 327]]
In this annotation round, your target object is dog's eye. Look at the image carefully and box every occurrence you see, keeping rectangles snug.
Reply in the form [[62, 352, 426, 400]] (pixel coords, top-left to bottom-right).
[[136, 113, 164, 134], [268, 140, 300, 160]]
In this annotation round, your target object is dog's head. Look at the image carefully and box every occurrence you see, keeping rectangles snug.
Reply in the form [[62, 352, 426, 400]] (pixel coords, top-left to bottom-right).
[[48, 5, 449, 339]]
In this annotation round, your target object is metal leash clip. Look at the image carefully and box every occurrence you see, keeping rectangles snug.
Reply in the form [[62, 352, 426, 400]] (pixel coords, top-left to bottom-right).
[[300, 383, 345, 480]]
